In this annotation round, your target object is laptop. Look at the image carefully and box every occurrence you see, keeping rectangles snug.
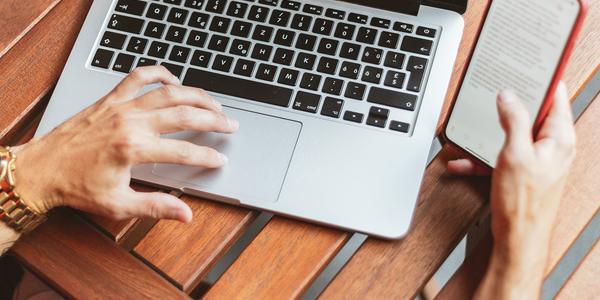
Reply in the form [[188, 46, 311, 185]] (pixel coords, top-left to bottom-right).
[[36, 0, 466, 239]]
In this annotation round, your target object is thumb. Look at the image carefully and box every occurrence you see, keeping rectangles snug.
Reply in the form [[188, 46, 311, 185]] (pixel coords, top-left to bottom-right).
[[496, 90, 533, 149], [123, 191, 193, 223]]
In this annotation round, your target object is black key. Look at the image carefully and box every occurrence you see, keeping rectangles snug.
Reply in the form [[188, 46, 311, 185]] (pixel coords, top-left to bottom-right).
[[348, 13, 367, 24], [127, 36, 148, 54], [146, 3, 168, 20], [325, 8, 345, 20], [369, 106, 389, 118], [252, 25, 274, 42], [148, 41, 170, 58], [322, 77, 343, 95], [274, 29, 295, 47], [339, 61, 360, 79], [384, 52, 405, 69], [113, 53, 136, 73], [136, 57, 158, 67], [371, 17, 390, 28], [169, 45, 191, 63], [281, 0, 300, 10], [115, 0, 147, 16], [273, 48, 294, 65], [251, 43, 272, 61], [416, 26, 436, 37], [161, 62, 185, 78], [212, 54, 234, 72], [210, 16, 231, 33], [256, 63, 278, 81], [393, 22, 413, 33], [233, 59, 256, 77], [206, 0, 227, 13], [184, 68, 293, 107], [167, 8, 189, 24], [190, 50, 212, 67], [186, 30, 208, 47], [401, 36, 433, 56], [356, 27, 377, 44], [295, 52, 316, 70], [361, 47, 382, 64], [406, 56, 428, 92], [295, 33, 317, 51], [299, 73, 321, 91], [185, 0, 204, 10], [312, 18, 333, 35], [258, 0, 278, 6], [248, 5, 270, 22], [317, 57, 338, 75], [227, 1, 248, 17], [389, 120, 410, 133], [189, 12, 210, 28], [320, 97, 344, 118], [91, 48, 114, 68], [339, 42, 360, 60], [362, 66, 383, 84], [100, 31, 127, 49], [208, 35, 230, 52], [291, 14, 312, 31], [164, 0, 183, 5], [334, 23, 355, 40], [317, 38, 338, 56], [144, 21, 166, 38], [378, 31, 400, 49], [230, 39, 251, 56], [109, 14, 145, 34], [367, 87, 417, 111], [165, 26, 187, 43], [344, 82, 366, 100], [303, 4, 322, 15], [269, 9, 291, 27], [231, 20, 253, 37], [366, 116, 386, 128], [384, 71, 405, 89], [343, 111, 363, 123], [278, 68, 300, 86], [293, 91, 320, 113]]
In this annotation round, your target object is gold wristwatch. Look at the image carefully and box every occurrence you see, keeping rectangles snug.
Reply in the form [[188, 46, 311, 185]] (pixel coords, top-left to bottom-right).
[[0, 146, 46, 233]]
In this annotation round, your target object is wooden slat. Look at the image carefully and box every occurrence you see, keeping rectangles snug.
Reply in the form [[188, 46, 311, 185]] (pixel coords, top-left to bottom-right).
[[11, 209, 189, 299], [555, 240, 600, 300], [133, 195, 256, 292], [205, 218, 349, 299]]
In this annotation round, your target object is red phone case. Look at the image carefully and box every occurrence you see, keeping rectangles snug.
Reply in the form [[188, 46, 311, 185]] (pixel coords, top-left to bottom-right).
[[443, 0, 588, 170]]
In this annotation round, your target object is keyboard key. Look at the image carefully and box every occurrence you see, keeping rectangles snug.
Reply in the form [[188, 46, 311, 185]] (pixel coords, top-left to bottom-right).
[[366, 116, 386, 128], [127, 36, 148, 54], [384, 52, 405, 69], [343, 111, 363, 123], [281, 0, 300, 10], [227, 1, 248, 17], [362, 47, 382, 64], [293, 91, 320, 113], [303, 4, 322, 15], [344, 82, 366, 100], [189, 12, 210, 28], [233, 59, 256, 77], [161, 62, 184, 78], [295, 52, 316, 70], [113, 53, 136, 73], [258, 0, 278, 6], [325, 8, 345, 20], [356, 27, 377, 44], [295, 33, 317, 51], [340, 42, 360, 60], [100, 31, 127, 49], [368, 107, 389, 128], [378, 31, 400, 49], [406, 56, 428, 92], [312, 18, 333, 35], [115, 0, 147, 16], [210, 16, 231, 33], [416, 26, 436, 37], [320, 97, 343, 118], [164, 0, 183, 5], [370, 17, 390, 28], [91, 48, 114, 68], [208, 34, 230, 52], [144, 21, 166, 38], [384, 71, 405, 89], [248, 5, 270, 22], [146, 3, 168, 20], [251, 43, 273, 61], [322, 77, 343, 95], [334, 23, 355, 40], [299, 73, 321, 91], [190, 50, 212, 67], [169, 45, 191, 63], [348, 13, 367, 24], [273, 48, 294, 65], [231, 20, 253, 37], [184, 68, 293, 107], [274, 29, 295, 46], [185, 0, 204, 10], [148, 41, 170, 58], [167, 8, 189, 24], [401, 36, 433, 56], [367, 87, 417, 111], [317, 38, 338, 56], [317, 57, 338, 75], [165, 26, 187, 43], [252, 25, 274, 42], [339, 62, 360, 79], [394, 22, 413, 33], [230, 39, 251, 56], [291, 14, 312, 31], [390, 120, 410, 133], [206, 0, 227, 13], [269, 9, 291, 27], [136, 57, 157, 67], [278, 68, 300, 86], [186, 30, 208, 47], [256, 63, 278, 81], [109, 14, 145, 34], [212, 54, 234, 72]]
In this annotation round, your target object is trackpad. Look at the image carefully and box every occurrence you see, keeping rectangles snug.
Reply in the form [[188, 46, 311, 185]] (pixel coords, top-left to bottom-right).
[[153, 107, 301, 203]]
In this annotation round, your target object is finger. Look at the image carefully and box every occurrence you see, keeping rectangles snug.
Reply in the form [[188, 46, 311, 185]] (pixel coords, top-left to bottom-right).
[[130, 84, 222, 112], [447, 159, 491, 176], [109, 66, 180, 102], [496, 90, 533, 149], [536, 81, 575, 142], [122, 191, 192, 222], [135, 138, 228, 168], [144, 106, 239, 134]]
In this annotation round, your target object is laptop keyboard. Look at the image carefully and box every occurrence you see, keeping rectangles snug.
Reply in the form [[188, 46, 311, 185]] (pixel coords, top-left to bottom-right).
[[90, 0, 440, 134]]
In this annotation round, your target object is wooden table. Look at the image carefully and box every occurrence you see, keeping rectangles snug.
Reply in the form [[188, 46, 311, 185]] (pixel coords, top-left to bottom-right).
[[1, 0, 598, 298]]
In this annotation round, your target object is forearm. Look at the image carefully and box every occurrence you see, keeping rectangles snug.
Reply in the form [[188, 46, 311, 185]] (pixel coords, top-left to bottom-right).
[[0, 223, 20, 256]]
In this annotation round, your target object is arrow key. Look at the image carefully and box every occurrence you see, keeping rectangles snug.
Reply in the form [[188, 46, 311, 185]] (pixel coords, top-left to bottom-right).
[[126, 37, 148, 54]]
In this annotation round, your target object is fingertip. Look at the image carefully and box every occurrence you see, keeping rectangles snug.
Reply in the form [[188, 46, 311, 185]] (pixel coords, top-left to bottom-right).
[[177, 204, 193, 223], [228, 118, 239, 131], [447, 159, 475, 175]]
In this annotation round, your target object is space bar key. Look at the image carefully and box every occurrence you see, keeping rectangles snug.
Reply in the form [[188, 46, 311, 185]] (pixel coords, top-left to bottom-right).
[[183, 68, 293, 108]]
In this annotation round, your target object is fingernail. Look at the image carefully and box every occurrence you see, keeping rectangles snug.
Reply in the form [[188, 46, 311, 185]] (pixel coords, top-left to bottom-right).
[[499, 90, 518, 104], [228, 118, 239, 131], [213, 99, 223, 111], [219, 153, 229, 164]]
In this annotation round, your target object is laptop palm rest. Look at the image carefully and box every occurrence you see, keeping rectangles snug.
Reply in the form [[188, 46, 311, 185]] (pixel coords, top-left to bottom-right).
[[152, 106, 301, 203]]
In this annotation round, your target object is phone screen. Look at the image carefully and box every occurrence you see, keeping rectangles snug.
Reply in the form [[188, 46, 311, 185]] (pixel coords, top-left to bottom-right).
[[446, 0, 580, 167]]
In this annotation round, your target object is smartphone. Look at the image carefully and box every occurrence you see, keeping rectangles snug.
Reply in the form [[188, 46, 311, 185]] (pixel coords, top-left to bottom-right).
[[444, 0, 587, 168]]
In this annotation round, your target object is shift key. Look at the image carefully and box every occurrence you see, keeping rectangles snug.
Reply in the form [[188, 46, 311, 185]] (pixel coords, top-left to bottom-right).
[[367, 87, 417, 111]]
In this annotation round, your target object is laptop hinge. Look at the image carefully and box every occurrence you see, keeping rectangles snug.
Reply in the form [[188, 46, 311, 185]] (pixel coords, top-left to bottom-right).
[[339, 0, 421, 16], [422, 0, 468, 14]]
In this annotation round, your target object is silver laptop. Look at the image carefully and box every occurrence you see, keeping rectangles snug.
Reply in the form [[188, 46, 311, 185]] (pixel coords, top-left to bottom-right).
[[37, 0, 465, 238]]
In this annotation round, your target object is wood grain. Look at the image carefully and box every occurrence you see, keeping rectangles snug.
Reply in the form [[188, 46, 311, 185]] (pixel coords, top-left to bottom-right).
[[133, 196, 256, 292], [205, 218, 349, 299], [555, 240, 600, 300]]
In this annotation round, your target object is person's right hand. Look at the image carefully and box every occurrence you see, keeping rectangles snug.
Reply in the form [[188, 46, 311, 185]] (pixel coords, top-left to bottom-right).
[[12, 66, 239, 223]]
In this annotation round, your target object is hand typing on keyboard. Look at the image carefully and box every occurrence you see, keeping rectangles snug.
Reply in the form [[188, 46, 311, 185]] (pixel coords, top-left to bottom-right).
[[11, 66, 239, 222]]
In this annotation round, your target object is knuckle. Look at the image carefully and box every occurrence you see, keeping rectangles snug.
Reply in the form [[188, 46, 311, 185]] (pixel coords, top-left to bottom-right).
[[129, 67, 145, 81], [175, 106, 195, 127], [175, 144, 195, 163], [160, 85, 180, 99]]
